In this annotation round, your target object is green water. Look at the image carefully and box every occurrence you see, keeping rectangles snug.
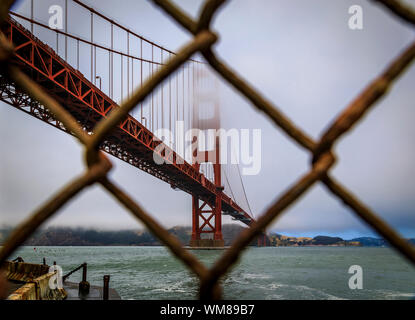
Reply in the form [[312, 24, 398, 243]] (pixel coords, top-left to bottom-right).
[[12, 246, 415, 300]]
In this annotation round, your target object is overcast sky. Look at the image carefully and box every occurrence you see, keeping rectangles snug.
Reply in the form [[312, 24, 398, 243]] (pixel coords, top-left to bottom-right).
[[1, 0, 415, 239]]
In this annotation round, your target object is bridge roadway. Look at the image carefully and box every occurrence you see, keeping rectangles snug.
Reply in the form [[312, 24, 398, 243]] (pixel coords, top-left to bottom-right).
[[0, 16, 254, 226]]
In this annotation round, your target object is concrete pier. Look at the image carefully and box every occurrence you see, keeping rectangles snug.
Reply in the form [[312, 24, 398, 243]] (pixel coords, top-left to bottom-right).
[[189, 239, 225, 248], [64, 281, 121, 300]]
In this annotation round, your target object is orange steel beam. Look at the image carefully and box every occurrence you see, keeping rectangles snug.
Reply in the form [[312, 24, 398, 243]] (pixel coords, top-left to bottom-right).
[[0, 16, 255, 227]]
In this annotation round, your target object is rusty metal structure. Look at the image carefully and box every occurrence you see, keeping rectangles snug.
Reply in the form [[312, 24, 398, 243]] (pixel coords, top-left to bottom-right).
[[62, 263, 90, 296], [3, 260, 67, 300], [0, 0, 414, 300]]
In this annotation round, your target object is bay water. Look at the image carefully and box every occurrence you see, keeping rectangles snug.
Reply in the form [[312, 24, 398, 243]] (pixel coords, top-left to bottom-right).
[[12, 246, 415, 300]]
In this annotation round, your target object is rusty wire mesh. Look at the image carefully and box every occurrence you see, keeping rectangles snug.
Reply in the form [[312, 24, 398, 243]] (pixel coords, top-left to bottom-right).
[[0, 0, 415, 300]]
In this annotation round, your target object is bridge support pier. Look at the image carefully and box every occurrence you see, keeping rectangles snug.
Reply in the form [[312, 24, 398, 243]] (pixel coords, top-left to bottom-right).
[[190, 192, 224, 248], [257, 233, 268, 247], [190, 153, 224, 248]]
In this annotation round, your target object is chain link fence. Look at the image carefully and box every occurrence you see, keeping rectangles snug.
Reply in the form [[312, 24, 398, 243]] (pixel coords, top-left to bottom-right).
[[0, 0, 414, 300]]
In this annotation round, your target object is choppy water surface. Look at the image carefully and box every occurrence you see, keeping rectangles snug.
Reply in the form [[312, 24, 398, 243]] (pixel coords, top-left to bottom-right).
[[13, 246, 415, 300]]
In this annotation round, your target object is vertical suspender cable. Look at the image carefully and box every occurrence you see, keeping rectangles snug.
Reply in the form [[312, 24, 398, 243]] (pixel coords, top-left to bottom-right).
[[108, 50, 110, 95], [192, 62, 195, 132], [235, 160, 254, 217], [110, 23, 113, 99], [187, 63, 191, 145], [65, 0, 68, 61], [151, 45, 154, 132], [161, 51, 164, 131], [127, 33, 130, 99], [94, 46, 97, 85], [196, 63, 199, 130], [155, 63, 158, 132], [176, 67, 178, 152], [149, 62, 151, 130], [77, 39, 79, 70], [140, 39, 143, 124], [132, 47, 134, 103], [121, 56, 123, 102], [30, 0, 33, 33], [223, 166, 236, 201], [90, 12, 93, 83], [182, 65, 185, 153], [155, 50, 158, 132], [169, 53, 172, 146], [182, 65, 185, 122]]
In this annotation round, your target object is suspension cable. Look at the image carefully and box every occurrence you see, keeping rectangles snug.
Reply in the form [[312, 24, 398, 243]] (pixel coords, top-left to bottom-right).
[[223, 166, 236, 201]]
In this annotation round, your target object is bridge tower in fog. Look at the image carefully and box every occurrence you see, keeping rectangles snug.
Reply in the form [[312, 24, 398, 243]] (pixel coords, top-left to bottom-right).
[[190, 71, 224, 247]]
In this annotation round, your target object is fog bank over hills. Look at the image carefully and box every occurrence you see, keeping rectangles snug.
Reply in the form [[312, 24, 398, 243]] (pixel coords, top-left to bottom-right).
[[1, 225, 413, 247], [0, 224, 253, 247]]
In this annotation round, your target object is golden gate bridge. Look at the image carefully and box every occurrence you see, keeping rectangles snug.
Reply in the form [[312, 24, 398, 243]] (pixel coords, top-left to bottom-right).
[[1, 0, 267, 247]]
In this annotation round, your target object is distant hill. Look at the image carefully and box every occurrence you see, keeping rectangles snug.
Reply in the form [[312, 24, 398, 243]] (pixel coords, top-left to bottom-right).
[[268, 234, 415, 247], [312, 236, 344, 245], [268, 234, 360, 246], [350, 237, 387, 247], [0, 224, 257, 247], [1, 226, 413, 247]]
